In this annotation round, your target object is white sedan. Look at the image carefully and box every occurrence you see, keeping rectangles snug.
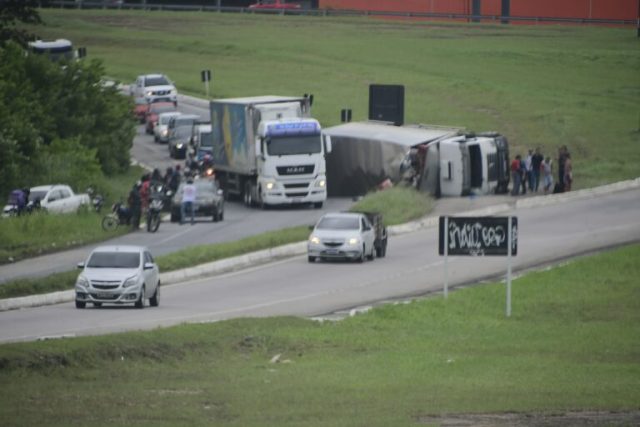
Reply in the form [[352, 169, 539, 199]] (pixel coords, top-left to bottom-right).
[[74, 245, 161, 309], [307, 212, 377, 263]]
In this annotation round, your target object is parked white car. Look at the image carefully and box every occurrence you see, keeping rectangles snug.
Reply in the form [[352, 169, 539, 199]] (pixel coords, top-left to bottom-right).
[[307, 212, 377, 263], [28, 184, 90, 214], [154, 111, 181, 143], [75, 245, 161, 309], [130, 73, 177, 104]]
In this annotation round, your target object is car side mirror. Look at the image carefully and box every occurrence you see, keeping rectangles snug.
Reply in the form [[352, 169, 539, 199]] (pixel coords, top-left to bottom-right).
[[77, 262, 85, 269], [144, 262, 155, 270]]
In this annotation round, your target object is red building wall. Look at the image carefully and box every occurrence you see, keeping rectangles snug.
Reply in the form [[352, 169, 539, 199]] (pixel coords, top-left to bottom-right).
[[319, 0, 638, 21]]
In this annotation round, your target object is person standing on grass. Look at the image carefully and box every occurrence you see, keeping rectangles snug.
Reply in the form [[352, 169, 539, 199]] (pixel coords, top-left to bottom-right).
[[510, 155, 522, 196], [563, 153, 573, 192], [557, 145, 568, 192], [180, 176, 197, 225], [524, 149, 534, 192], [542, 156, 553, 194], [532, 147, 544, 192]]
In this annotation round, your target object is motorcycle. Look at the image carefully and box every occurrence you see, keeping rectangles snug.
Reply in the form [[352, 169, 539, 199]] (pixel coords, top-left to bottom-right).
[[101, 201, 131, 231], [146, 196, 163, 233], [87, 187, 104, 213]]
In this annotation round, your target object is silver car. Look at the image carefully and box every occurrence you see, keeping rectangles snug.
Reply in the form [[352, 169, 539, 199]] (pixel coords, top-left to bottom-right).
[[307, 212, 377, 263], [75, 245, 160, 309], [154, 111, 181, 143]]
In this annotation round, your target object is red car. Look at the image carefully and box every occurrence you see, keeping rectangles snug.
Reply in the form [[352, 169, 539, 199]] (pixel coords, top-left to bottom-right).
[[145, 102, 177, 134], [248, 0, 301, 9], [133, 97, 149, 124]]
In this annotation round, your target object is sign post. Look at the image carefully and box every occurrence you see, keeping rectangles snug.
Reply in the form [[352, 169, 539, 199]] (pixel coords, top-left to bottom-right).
[[439, 216, 518, 316], [201, 69, 212, 98]]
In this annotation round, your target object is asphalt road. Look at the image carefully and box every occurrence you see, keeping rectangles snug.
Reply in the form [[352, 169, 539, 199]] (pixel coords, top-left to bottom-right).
[[0, 95, 354, 284], [1, 187, 638, 343]]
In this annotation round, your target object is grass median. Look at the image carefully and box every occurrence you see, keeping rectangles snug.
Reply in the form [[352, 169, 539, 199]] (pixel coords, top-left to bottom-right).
[[0, 243, 637, 426], [0, 186, 432, 299]]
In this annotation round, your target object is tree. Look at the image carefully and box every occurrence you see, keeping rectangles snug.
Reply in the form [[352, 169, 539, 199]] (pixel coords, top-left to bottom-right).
[[0, 42, 135, 197], [0, 0, 48, 48]]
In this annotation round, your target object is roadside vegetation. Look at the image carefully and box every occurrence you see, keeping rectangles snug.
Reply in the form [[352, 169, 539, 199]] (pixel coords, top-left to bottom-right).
[[30, 9, 640, 189], [0, 166, 145, 264], [0, 186, 432, 299], [0, 244, 638, 426]]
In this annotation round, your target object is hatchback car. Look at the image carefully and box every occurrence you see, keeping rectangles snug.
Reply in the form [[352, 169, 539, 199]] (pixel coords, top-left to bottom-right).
[[145, 101, 177, 134], [168, 114, 200, 159], [154, 111, 181, 143], [307, 212, 377, 263], [170, 179, 224, 223], [75, 245, 160, 309]]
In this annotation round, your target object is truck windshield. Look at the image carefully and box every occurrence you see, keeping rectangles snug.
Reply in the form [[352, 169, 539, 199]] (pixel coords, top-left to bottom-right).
[[266, 135, 321, 156]]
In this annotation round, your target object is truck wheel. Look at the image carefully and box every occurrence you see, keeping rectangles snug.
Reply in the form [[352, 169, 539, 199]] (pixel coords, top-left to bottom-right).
[[313, 202, 323, 209]]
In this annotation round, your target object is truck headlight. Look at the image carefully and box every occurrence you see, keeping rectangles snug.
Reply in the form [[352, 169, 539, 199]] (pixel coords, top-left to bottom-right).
[[315, 179, 326, 188], [309, 235, 320, 244], [123, 276, 139, 288], [265, 181, 275, 190], [176, 143, 184, 149], [348, 237, 360, 245]]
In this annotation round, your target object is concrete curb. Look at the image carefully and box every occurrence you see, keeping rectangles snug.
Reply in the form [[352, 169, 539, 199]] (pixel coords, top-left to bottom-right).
[[1, 177, 638, 311]]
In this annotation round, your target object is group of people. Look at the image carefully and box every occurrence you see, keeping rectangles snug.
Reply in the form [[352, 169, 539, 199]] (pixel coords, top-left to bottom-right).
[[126, 166, 182, 229], [511, 146, 573, 196]]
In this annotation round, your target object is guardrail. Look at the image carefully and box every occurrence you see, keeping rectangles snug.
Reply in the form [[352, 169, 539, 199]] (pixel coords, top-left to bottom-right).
[[47, 1, 637, 27]]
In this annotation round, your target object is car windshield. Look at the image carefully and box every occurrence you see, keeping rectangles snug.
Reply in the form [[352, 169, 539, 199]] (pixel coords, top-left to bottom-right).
[[29, 190, 48, 202], [266, 135, 322, 156], [145, 76, 170, 86], [160, 114, 177, 125], [87, 252, 140, 268], [316, 216, 360, 230]]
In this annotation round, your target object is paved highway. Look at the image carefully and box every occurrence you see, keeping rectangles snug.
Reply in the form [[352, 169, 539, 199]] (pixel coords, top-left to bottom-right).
[[1, 187, 638, 343]]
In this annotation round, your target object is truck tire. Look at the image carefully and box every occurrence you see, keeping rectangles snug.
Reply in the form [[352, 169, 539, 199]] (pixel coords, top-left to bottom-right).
[[244, 181, 254, 207], [313, 202, 323, 209]]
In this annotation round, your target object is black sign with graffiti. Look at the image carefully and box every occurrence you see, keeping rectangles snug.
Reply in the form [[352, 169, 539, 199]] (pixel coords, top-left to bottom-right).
[[439, 216, 518, 256]]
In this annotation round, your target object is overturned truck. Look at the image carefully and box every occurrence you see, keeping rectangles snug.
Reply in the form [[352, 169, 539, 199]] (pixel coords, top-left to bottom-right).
[[323, 121, 510, 198]]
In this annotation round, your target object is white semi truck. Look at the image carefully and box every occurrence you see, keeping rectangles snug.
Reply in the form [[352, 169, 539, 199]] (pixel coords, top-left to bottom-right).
[[209, 96, 331, 208]]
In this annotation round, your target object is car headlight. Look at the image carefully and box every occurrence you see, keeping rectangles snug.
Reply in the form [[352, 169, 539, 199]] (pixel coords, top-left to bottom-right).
[[75, 275, 89, 288], [145, 90, 153, 97], [123, 276, 139, 288], [315, 179, 326, 188], [161, 129, 168, 137], [309, 235, 320, 244], [348, 237, 360, 245]]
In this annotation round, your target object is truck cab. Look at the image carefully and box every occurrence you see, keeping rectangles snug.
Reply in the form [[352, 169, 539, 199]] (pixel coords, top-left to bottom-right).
[[255, 118, 331, 208]]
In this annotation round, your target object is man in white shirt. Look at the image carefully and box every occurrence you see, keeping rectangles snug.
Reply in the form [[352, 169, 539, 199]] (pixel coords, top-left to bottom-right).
[[180, 177, 197, 225]]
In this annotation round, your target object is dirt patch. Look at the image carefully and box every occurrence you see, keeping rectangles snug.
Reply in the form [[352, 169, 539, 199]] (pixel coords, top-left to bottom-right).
[[417, 411, 640, 426]]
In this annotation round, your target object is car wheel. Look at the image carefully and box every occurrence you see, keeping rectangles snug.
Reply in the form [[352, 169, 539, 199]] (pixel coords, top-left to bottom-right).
[[135, 287, 145, 309], [150, 282, 160, 307], [75, 300, 86, 309], [357, 246, 365, 263], [368, 243, 376, 261], [213, 209, 219, 222], [308, 255, 316, 263]]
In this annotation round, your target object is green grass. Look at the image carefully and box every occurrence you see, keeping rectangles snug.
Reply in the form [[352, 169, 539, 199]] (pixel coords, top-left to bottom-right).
[[0, 166, 144, 264], [0, 186, 431, 298], [30, 9, 640, 189], [0, 244, 638, 426]]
